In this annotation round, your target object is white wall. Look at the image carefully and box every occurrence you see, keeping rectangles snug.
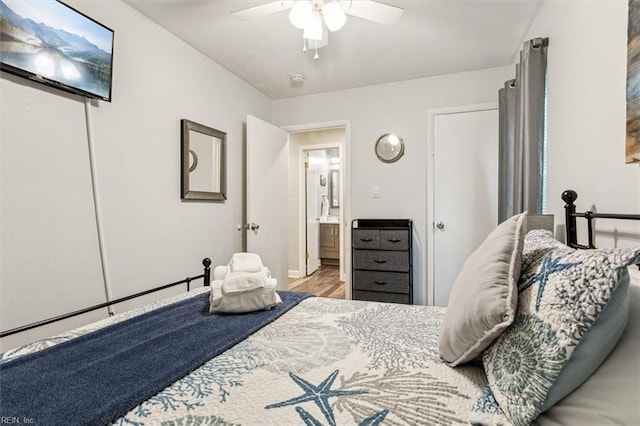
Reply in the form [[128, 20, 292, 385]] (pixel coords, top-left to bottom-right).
[[273, 66, 513, 304], [0, 0, 271, 350], [527, 0, 640, 246], [1, 74, 108, 350]]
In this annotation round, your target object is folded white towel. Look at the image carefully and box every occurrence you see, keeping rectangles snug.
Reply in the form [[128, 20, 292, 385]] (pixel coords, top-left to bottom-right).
[[222, 269, 269, 294], [209, 278, 281, 314], [230, 253, 264, 273], [213, 265, 228, 281]]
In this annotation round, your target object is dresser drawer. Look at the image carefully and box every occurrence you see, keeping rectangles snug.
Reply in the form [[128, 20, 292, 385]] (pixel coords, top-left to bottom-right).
[[353, 290, 411, 304], [352, 219, 413, 305], [353, 250, 409, 272], [380, 230, 409, 251], [353, 270, 410, 294], [352, 229, 380, 249]]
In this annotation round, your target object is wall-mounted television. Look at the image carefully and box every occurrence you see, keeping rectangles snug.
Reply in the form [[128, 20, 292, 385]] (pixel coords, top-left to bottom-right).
[[0, 0, 114, 102]]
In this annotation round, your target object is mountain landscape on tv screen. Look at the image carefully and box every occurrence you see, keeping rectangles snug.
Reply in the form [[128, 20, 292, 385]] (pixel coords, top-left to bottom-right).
[[0, 0, 112, 99]]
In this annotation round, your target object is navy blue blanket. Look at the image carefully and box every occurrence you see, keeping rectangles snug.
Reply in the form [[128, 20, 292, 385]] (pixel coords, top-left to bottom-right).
[[0, 290, 313, 425]]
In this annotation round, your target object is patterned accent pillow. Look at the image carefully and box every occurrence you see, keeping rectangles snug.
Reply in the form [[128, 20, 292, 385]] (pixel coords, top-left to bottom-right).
[[482, 230, 640, 425]]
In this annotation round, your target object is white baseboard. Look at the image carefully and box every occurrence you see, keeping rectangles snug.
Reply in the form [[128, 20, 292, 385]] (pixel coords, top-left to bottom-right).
[[288, 270, 302, 279]]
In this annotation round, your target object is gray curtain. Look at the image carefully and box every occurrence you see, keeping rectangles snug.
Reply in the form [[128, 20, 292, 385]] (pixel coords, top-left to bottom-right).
[[498, 37, 548, 223]]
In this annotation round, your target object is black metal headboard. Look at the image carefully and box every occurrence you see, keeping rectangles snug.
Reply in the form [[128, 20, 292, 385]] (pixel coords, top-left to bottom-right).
[[562, 190, 640, 249]]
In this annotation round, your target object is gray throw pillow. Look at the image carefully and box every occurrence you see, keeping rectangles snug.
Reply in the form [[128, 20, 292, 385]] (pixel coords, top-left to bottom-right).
[[438, 212, 526, 366]]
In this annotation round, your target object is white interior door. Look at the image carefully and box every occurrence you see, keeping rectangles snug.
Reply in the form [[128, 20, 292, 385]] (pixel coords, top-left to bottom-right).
[[431, 107, 499, 306], [305, 161, 320, 275], [246, 115, 288, 288]]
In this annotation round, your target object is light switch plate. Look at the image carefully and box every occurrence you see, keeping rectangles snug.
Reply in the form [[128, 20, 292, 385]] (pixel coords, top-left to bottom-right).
[[372, 185, 381, 198]]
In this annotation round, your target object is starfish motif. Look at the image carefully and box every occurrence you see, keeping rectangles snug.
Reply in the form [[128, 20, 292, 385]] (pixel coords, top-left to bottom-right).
[[518, 253, 581, 311], [295, 406, 388, 426], [265, 370, 365, 426]]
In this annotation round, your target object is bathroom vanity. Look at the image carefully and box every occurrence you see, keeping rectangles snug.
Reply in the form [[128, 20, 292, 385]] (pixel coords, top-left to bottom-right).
[[319, 221, 340, 265]]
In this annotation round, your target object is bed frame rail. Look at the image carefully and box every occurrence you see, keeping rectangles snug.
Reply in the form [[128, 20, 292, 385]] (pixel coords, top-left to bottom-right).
[[563, 190, 640, 249], [0, 258, 211, 339]]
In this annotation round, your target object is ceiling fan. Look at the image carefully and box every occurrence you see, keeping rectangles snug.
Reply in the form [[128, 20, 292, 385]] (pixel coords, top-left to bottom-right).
[[232, 1, 404, 59]]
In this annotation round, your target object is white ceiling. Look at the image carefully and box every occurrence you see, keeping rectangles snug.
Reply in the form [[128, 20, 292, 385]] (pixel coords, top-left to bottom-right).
[[123, 0, 542, 99]]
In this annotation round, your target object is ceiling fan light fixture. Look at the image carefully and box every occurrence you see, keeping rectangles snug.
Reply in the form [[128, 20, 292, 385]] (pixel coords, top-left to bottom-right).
[[322, 1, 346, 31], [289, 0, 312, 29], [303, 10, 324, 41]]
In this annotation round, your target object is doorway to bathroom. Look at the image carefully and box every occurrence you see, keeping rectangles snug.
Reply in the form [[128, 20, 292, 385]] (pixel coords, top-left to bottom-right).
[[286, 125, 346, 298], [305, 147, 340, 275]]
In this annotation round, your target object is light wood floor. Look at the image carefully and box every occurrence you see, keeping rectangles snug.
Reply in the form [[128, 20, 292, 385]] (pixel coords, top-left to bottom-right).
[[288, 265, 345, 299]]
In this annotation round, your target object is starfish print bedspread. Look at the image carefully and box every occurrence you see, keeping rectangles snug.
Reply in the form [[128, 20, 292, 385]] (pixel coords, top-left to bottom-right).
[[2, 289, 507, 425]]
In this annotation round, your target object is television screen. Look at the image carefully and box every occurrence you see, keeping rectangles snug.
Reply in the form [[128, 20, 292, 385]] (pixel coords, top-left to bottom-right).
[[0, 0, 114, 101]]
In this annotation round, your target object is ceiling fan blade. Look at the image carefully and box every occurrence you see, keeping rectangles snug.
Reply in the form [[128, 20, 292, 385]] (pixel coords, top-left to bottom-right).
[[341, 0, 404, 25], [232, 1, 295, 21]]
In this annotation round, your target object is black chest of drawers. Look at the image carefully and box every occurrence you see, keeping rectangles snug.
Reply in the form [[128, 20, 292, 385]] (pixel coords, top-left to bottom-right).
[[351, 219, 413, 304]]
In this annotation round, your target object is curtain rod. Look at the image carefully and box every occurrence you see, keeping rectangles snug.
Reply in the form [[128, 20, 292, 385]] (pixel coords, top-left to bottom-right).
[[530, 37, 549, 49]]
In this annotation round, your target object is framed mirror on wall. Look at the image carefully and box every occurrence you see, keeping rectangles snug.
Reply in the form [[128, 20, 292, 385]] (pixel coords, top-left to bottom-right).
[[181, 119, 227, 201], [329, 169, 340, 207]]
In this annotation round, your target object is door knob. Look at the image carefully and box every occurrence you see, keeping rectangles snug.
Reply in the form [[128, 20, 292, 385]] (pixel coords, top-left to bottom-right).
[[246, 222, 260, 231], [436, 221, 445, 230]]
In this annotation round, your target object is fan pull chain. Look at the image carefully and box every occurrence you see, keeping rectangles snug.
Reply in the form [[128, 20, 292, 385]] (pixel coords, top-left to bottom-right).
[[301, 38, 319, 60]]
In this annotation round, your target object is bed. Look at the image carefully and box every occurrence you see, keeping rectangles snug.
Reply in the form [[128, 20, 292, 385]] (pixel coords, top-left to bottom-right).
[[1, 190, 639, 425]]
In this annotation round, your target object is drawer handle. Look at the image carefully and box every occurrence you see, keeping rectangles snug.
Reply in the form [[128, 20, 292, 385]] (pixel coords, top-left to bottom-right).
[[374, 280, 387, 285], [360, 238, 372, 242], [387, 238, 401, 243], [373, 259, 387, 264]]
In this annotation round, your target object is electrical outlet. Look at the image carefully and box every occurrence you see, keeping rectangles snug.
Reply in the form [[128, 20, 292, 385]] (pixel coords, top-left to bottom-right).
[[372, 185, 381, 198]]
